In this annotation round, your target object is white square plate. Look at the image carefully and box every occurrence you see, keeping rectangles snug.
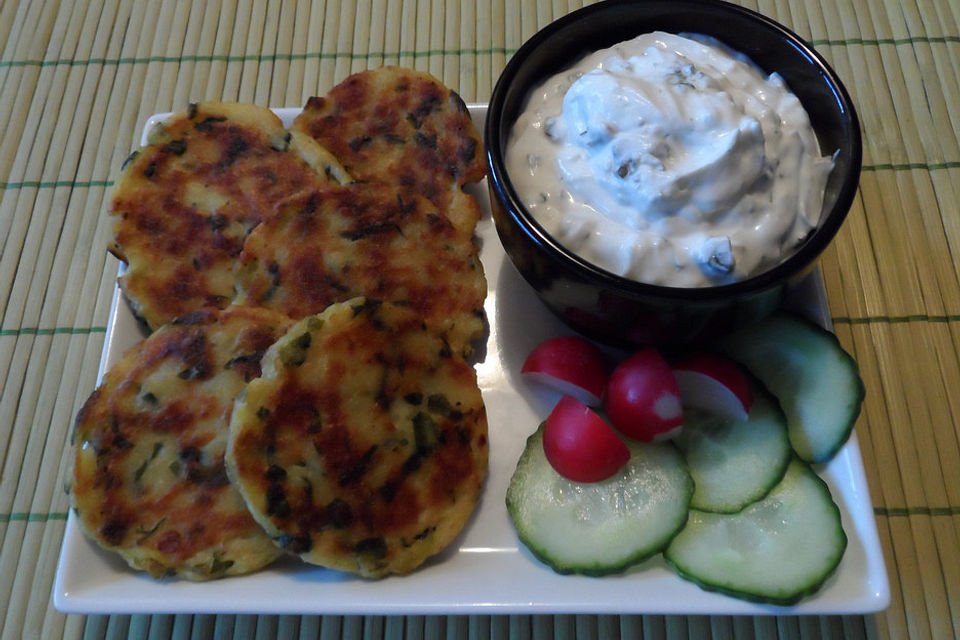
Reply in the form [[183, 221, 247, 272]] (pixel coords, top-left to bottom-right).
[[54, 106, 889, 615]]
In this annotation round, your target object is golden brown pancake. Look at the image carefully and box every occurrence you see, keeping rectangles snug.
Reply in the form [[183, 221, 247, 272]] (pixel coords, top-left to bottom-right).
[[233, 184, 487, 358], [71, 305, 293, 580], [292, 67, 485, 236], [226, 298, 489, 578], [109, 101, 349, 330]]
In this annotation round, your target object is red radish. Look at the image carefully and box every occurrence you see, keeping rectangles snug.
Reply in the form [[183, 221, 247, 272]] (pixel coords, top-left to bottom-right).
[[672, 352, 753, 421], [522, 335, 609, 406], [603, 348, 683, 442], [543, 395, 630, 482]]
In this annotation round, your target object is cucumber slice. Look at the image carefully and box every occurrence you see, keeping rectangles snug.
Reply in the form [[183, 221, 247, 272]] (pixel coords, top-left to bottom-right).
[[676, 381, 791, 513], [717, 312, 865, 463], [506, 423, 693, 576], [665, 458, 847, 606]]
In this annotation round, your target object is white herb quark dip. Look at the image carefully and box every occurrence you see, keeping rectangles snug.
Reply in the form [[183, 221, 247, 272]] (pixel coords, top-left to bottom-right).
[[505, 31, 834, 287]]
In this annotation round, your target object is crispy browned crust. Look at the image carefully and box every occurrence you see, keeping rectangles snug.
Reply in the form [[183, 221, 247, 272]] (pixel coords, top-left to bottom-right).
[[110, 102, 348, 331], [87, 72, 490, 581], [71, 305, 293, 580], [234, 184, 487, 357], [292, 67, 485, 235], [226, 299, 489, 578]]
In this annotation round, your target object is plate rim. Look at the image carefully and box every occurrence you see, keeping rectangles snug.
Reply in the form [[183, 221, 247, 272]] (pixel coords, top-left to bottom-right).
[[53, 104, 890, 616]]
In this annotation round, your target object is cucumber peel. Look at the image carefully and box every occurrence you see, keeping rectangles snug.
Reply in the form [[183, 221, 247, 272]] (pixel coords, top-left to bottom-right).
[[506, 423, 693, 576], [664, 458, 847, 606], [717, 312, 865, 463], [505, 313, 858, 604], [676, 379, 792, 513]]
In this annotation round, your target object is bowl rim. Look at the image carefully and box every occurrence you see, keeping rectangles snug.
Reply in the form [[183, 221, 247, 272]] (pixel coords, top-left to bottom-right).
[[485, 0, 862, 302]]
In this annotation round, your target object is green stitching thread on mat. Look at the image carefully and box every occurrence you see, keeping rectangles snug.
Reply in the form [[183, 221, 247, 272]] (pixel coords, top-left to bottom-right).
[[4, 508, 956, 522], [874, 506, 960, 517], [3, 163, 959, 191], [0, 512, 69, 522], [862, 162, 960, 171], [0, 179, 113, 190], [832, 315, 960, 325], [0, 35, 958, 69], [0, 327, 107, 337], [4, 317, 956, 336], [0, 47, 518, 69], [810, 35, 960, 47]]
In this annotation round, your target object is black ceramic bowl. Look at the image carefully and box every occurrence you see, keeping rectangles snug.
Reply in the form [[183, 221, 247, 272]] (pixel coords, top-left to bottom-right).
[[485, 0, 861, 346]]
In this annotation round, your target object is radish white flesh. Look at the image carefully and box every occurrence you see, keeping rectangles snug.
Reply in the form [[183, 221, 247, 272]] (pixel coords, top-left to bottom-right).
[[672, 352, 752, 422], [522, 335, 609, 406]]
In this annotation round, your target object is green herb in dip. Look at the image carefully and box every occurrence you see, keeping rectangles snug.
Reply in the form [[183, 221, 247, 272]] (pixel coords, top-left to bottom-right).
[[506, 31, 833, 287]]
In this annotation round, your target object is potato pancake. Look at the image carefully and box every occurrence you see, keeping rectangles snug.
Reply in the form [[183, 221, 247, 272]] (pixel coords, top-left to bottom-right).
[[110, 101, 349, 330], [71, 305, 292, 580], [226, 298, 489, 578], [233, 184, 487, 358], [292, 67, 485, 236]]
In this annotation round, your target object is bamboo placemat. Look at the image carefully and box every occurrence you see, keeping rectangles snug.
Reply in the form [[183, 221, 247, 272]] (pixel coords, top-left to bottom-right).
[[0, 0, 957, 638]]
